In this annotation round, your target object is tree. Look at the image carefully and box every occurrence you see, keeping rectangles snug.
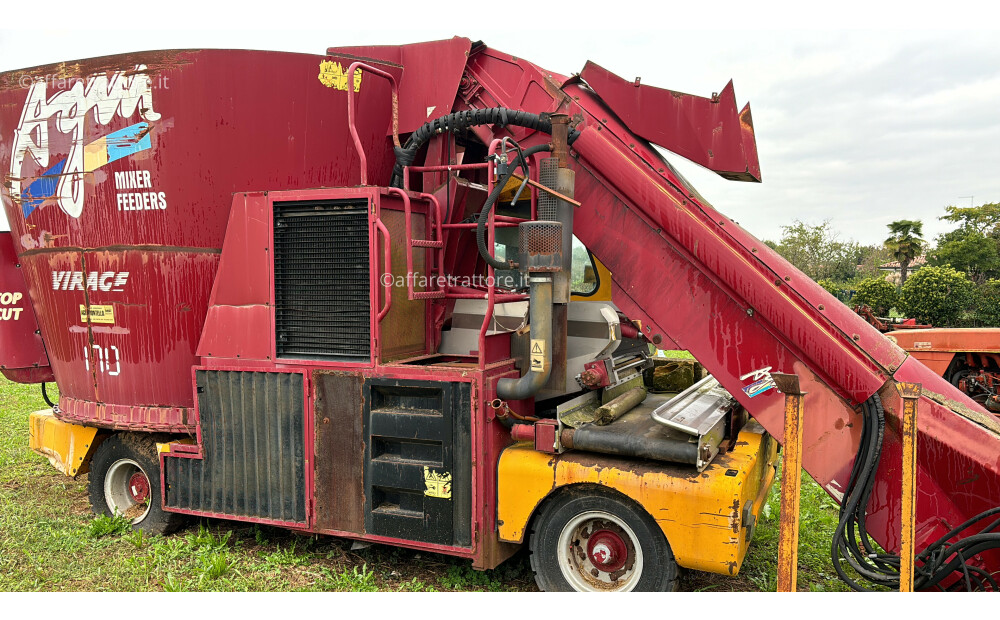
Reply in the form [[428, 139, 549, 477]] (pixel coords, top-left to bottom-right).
[[977, 279, 1000, 327], [853, 276, 898, 315], [930, 202, 1000, 284], [768, 220, 862, 283], [855, 244, 895, 279], [928, 229, 1000, 284], [816, 279, 841, 298], [899, 265, 973, 327], [885, 219, 924, 287], [939, 202, 1000, 237]]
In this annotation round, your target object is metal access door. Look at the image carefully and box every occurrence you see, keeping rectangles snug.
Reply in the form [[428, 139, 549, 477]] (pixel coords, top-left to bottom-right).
[[363, 378, 472, 546]]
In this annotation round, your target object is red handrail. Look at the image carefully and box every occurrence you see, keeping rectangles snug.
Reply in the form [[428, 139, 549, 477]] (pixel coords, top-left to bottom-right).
[[375, 218, 392, 322], [346, 62, 400, 185]]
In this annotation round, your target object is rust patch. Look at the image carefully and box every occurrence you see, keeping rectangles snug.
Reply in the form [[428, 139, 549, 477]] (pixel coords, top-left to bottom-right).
[[20, 245, 222, 257], [921, 387, 1000, 435], [1, 50, 193, 92], [312, 371, 366, 534]]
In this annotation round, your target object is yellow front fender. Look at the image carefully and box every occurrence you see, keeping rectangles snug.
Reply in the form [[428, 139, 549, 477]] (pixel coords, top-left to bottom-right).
[[497, 421, 777, 576]]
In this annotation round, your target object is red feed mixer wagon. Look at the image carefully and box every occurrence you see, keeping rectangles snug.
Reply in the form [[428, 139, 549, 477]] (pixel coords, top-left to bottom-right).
[[0, 38, 998, 591]]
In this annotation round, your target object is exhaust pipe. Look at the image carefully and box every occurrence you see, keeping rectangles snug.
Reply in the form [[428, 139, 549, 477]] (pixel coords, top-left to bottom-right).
[[498, 274, 553, 400], [497, 221, 562, 401]]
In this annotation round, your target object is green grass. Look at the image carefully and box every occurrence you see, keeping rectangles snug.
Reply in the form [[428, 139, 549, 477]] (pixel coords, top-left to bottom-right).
[[1, 375, 851, 592], [651, 348, 697, 359]]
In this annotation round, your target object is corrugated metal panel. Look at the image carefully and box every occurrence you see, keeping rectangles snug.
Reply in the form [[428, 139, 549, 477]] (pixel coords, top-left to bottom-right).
[[165, 370, 306, 524], [273, 200, 370, 361]]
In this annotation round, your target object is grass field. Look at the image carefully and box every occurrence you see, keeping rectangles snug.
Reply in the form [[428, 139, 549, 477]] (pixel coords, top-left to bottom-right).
[[0, 376, 854, 592]]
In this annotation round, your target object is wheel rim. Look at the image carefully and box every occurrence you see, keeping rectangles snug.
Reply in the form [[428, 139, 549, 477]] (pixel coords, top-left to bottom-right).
[[104, 458, 152, 523], [556, 510, 643, 591]]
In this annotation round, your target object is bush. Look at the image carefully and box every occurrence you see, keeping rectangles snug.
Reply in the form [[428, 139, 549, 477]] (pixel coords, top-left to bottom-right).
[[977, 279, 1000, 327], [853, 276, 898, 315], [899, 266, 974, 327], [816, 279, 841, 298]]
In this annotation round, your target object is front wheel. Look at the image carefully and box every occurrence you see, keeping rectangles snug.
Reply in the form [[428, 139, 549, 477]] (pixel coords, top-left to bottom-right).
[[88, 433, 184, 535], [528, 487, 679, 592]]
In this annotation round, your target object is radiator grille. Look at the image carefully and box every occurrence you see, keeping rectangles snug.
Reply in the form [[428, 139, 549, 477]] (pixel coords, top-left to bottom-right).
[[273, 200, 370, 360], [164, 370, 306, 524]]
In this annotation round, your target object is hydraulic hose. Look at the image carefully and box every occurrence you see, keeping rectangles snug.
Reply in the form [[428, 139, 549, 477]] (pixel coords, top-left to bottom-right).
[[831, 392, 1000, 591], [390, 107, 579, 188], [41, 382, 56, 408], [496, 275, 553, 400], [476, 143, 552, 270]]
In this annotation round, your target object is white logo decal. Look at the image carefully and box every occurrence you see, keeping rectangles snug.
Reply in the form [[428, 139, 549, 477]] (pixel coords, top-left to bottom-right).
[[51, 271, 129, 292], [10, 67, 160, 218], [740, 366, 777, 398], [84, 344, 121, 376]]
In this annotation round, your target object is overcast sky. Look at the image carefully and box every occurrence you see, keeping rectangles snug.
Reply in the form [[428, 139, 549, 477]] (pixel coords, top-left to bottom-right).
[[1, 5, 998, 247]]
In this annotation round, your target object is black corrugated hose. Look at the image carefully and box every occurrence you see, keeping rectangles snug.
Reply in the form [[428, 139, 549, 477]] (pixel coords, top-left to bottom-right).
[[832, 393, 1000, 591], [389, 107, 579, 189]]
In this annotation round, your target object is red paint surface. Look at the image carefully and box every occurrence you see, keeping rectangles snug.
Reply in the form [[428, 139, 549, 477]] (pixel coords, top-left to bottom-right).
[[581, 61, 761, 182], [1, 49, 398, 418], [0, 232, 50, 377]]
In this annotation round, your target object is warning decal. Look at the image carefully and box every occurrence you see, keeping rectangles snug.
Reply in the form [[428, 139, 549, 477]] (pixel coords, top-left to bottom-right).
[[423, 466, 452, 499], [80, 304, 115, 324], [530, 339, 546, 371]]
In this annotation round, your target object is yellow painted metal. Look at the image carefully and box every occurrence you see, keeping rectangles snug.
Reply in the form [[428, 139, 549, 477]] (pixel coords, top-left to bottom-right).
[[497, 421, 778, 576], [895, 382, 922, 593], [772, 373, 805, 592], [570, 255, 613, 302], [156, 438, 196, 454], [28, 410, 100, 477]]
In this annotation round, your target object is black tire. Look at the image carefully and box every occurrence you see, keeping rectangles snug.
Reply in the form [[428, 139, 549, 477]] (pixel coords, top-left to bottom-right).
[[949, 369, 970, 389], [88, 433, 185, 536], [528, 486, 679, 592]]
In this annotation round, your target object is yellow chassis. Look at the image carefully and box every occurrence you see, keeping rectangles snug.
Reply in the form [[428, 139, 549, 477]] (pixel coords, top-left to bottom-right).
[[497, 420, 778, 575], [28, 410, 100, 477]]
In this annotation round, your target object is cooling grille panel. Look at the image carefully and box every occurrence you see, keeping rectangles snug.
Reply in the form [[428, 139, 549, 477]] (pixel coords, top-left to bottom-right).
[[164, 370, 306, 524], [273, 200, 371, 360]]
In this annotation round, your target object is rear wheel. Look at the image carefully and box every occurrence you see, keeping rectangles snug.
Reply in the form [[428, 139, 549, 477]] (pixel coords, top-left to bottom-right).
[[88, 433, 184, 535], [529, 487, 678, 592]]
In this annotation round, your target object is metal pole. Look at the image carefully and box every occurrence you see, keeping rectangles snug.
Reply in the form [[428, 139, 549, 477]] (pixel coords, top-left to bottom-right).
[[895, 381, 921, 592], [772, 373, 805, 592]]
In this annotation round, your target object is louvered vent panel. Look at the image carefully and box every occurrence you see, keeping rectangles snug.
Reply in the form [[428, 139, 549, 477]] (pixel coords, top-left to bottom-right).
[[164, 370, 306, 524], [273, 200, 370, 360]]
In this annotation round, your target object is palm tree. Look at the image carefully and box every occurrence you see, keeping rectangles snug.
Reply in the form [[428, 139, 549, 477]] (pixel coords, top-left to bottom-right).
[[885, 220, 924, 287]]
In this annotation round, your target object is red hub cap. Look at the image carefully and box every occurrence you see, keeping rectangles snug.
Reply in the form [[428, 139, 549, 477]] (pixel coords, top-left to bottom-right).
[[128, 471, 150, 503], [587, 529, 628, 573]]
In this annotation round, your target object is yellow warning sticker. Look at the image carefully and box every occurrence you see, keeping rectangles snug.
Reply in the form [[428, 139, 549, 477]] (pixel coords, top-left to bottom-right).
[[80, 304, 115, 324], [423, 466, 452, 499], [318, 60, 362, 92], [530, 339, 545, 372]]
